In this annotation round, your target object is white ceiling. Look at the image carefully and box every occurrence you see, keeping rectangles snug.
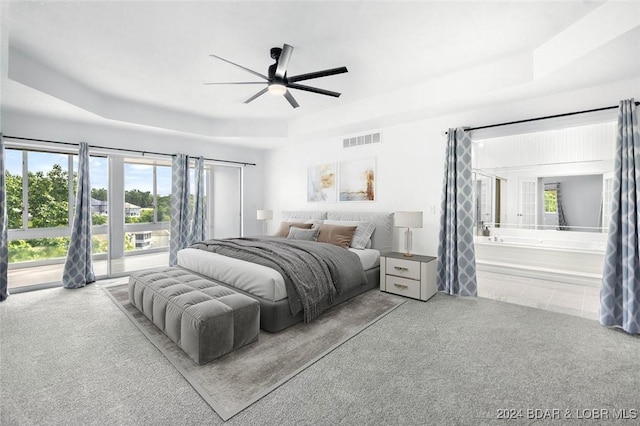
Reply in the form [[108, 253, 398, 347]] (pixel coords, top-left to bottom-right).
[[2, 0, 640, 148]]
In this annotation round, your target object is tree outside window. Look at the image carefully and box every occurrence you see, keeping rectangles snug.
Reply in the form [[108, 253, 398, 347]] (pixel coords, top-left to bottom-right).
[[544, 189, 558, 213]]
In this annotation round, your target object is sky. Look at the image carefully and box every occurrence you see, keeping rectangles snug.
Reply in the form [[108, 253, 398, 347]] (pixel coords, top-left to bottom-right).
[[5, 149, 172, 195]]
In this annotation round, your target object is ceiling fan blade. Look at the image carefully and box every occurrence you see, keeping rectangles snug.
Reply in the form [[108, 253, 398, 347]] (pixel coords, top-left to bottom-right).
[[209, 54, 269, 81], [287, 67, 348, 83], [203, 82, 267, 85], [275, 44, 294, 80], [244, 87, 269, 104], [284, 91, 300, 108], [286, 83, 341, 98]]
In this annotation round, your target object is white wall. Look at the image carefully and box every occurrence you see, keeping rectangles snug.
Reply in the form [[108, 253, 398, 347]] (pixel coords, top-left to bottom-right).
[[264, 77, 640, 257], [5, 76, 639, 254], [540, 175, 603, 230], [265, 117, 452, 257], [1, 108, 267, 236]]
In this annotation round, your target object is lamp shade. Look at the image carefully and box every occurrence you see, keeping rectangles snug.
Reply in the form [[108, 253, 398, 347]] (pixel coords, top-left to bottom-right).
[[394, 211, 423, 228], [257, 209, 273, 220]]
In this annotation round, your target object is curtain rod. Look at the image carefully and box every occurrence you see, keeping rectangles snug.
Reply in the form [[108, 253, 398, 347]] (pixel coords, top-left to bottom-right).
[[2, 135, 257, 167], [445, 101, 640, 134]]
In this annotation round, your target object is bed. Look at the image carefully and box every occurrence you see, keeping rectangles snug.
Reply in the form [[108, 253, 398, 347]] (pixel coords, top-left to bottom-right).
[[177, 211, 394, 332]]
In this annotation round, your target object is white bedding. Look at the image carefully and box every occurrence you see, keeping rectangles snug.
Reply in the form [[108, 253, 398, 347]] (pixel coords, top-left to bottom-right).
[[348, 247, 380, 270], [177, 247, 380, 302]]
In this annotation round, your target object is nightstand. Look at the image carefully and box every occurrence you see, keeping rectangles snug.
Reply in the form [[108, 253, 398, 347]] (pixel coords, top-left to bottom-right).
[[380, 252, 437, 301]]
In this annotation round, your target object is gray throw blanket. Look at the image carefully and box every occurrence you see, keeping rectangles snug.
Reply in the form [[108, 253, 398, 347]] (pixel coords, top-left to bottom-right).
[[189, 237, 367, 323]]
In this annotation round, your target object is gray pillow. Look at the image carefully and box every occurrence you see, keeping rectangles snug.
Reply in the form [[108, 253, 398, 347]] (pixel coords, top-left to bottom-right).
[[287, 227, 320, 241], [274, 222, 313, 237]]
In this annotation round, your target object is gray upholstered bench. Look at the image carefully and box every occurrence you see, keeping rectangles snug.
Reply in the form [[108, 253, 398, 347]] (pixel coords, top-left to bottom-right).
[[128, 266, 260, 365]]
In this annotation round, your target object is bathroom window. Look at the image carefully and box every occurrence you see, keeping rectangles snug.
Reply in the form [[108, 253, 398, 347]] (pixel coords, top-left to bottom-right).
[[544, 189, 557, 214]]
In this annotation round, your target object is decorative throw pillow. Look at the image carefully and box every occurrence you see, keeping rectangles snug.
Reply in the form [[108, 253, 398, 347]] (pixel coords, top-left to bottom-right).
[[287, 227, 320, 241], [323, 219, 376, 250], [274, 222, 313, 237], [316, 224, 357, 249]]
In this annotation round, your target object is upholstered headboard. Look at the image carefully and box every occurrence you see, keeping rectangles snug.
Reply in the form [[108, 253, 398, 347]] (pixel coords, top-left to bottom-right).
[[281, 210, 327, 221], [280, 210, 394, 254]]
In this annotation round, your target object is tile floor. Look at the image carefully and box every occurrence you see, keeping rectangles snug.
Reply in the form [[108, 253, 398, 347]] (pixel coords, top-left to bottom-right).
[[476, 270, 600, 321]]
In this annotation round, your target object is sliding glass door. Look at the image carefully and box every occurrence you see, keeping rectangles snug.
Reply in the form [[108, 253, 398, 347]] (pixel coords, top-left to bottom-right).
[[4, 143, 246, 290], [108, 158, 172, 276], [5, 148, 109, 290]]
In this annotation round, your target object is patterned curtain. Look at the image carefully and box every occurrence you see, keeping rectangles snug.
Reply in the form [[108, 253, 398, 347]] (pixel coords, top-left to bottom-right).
[[188, 156, 206, 245], [0, 134, 9, 301], [600, 99, 640, 334], [556, 183, 568, 230], [169, 154, 190, 266], [436, 128, 478, 296], [544, 182, 568, 230], [62, 142, 95, 288]]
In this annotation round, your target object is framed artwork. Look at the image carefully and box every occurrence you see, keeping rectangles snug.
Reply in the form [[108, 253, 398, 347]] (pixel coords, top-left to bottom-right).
[[307, 163, 337, 202], [339, 158, 376, 202]]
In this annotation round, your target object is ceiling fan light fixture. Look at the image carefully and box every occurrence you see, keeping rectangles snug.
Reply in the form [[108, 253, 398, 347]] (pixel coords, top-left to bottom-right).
[[268, 83, 287, 96], [207, 44, 347, 108]]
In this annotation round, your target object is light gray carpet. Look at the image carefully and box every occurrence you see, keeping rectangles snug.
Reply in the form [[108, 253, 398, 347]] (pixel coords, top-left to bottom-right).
[[1, 283, 639, 425], [102, 283, 406, 420]]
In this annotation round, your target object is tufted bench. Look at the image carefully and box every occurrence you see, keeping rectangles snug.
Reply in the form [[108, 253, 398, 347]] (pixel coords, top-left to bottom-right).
[[128, 266, 260, 365]]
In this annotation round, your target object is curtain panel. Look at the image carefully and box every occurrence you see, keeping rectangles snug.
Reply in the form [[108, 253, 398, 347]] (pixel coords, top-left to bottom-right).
[[169, 154, 191, 266], [556, 183, 568, 230], [436, 128, 478, 296], [62, 142, 96, 288], [544, 182, 568, 230], [188, 156, 206, 246], [600, 99, 640, 334], [0, 134, 9, 301]]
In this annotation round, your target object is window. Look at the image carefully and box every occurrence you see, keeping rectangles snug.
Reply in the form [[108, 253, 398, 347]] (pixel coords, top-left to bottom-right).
[[544, 189, 558, 213], [28, 151, 71, 229], [5, 144, 236, 290], [124, 163, 154, 223], [123, 160, 172, 252], [156, 165, 171, 222], [6, 148, 109, 289], [472, 121, 615, 233], [87, 156, 109, 260]]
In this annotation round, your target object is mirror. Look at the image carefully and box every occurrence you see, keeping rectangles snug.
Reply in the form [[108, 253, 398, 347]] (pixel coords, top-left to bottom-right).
[[472, 121, 616, 234]]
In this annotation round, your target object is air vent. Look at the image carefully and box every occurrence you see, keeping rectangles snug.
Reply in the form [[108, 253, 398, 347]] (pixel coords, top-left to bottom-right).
[[342, 131, 381, 148]]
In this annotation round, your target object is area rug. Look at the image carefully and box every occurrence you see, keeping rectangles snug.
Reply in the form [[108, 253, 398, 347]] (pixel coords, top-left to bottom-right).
[[103, 284, 406, 421]]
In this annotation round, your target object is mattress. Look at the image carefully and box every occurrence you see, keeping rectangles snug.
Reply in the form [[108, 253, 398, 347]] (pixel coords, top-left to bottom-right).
[[177, 247, 380, 302]]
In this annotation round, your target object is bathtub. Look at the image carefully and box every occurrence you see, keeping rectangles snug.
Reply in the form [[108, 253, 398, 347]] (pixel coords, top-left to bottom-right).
[[474, 233, 606, 287]]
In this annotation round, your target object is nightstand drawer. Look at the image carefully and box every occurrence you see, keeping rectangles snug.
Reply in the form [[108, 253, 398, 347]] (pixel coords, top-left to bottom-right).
[[386, 257, 420, 280], [385, 275, 421, 299]]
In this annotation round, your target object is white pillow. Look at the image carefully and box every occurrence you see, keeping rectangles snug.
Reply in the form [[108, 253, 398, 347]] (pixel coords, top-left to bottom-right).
[[322, 219, 375, 249]]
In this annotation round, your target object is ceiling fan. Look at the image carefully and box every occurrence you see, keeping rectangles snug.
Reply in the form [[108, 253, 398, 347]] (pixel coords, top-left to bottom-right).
[[205, 44, 348, 108]]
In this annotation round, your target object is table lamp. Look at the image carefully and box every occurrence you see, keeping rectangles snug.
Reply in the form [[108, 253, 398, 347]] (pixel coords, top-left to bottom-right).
[[257, 209, 273, 235], [394, 211, 423, 257]]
